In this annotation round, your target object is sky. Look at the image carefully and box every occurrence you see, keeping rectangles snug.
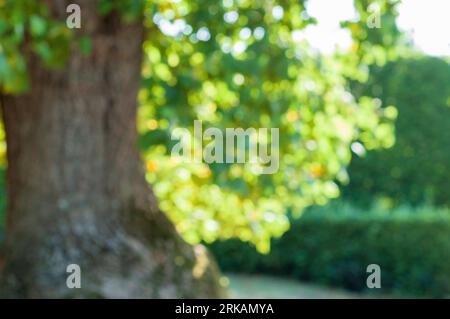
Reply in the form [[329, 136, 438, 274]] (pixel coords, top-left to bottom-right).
[[304, 0, 450, 56]]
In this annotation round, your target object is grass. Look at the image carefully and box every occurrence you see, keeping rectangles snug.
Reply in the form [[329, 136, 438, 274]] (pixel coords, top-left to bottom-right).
[[226, 273, 389, 299]]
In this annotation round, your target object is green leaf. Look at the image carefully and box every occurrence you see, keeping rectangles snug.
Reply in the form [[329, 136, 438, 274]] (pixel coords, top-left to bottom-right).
[[79, 37, 93, 56], [30, 15, 47, 37], [98, 0, 114, 15]]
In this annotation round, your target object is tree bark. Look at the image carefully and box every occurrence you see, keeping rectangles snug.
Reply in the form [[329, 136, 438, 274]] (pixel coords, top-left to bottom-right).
[[0, 1, 225, 298]]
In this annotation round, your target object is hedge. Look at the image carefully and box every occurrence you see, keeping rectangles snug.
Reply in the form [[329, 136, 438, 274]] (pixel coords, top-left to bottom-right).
[[344, 56, 450, 207], [209, 203, 450, 297]]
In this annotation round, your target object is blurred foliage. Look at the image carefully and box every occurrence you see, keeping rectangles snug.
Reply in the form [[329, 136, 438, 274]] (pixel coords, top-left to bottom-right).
[[344, 56, 450, 207], [210, 200, 450, 297], [138, 0, 401, 251], [0, 0, 402, 251], [0, 0, 73, 93]]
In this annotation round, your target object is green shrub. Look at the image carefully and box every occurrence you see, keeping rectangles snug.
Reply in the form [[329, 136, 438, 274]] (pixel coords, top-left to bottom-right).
[[344, 56, 450, 206], [209, 202, 450, 297]]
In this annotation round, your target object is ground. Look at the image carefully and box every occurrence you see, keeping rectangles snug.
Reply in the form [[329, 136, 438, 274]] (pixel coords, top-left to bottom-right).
[[226, 273, 380, 299]]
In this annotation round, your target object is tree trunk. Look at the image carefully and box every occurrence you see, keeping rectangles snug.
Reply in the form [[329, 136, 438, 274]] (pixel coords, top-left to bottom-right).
[[0, 1, 225, 298]]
